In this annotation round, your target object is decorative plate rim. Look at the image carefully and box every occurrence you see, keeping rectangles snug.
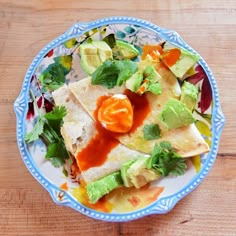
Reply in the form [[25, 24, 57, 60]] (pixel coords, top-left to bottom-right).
[[14, 16, 225, 222]]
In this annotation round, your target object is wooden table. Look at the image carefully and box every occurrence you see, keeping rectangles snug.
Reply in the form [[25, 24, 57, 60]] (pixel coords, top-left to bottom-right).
[[0, 0, 235, 235]]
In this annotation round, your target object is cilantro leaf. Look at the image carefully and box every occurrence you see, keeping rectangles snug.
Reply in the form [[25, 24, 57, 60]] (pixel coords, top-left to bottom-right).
[[91, 60, 119, 88], [44, 106, 67, 120], [153, 155, 186, 176], [44, 106, 67, 136], [24, 118, 44, 143], [160, 141, 173, 152], [45, 141, 70, 167], [148, 141, 187, 176], [116, 59, 138, 86], [24, 105, 70, 168], [143, 124, 161, 140], [91, 59, 138, 89]]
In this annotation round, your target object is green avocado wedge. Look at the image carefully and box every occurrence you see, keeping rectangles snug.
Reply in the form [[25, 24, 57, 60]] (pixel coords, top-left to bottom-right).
[[116, 40, 139, 59], [180, 81, 199, 111], [79, 41, 112, 75], [159, 98, 196, 129], [86, 172, 123, 204], [161, 43, 200, 79]]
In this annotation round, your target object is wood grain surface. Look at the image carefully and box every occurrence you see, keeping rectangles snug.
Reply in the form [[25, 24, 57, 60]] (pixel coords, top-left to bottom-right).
[[0, 0, 235, 235]]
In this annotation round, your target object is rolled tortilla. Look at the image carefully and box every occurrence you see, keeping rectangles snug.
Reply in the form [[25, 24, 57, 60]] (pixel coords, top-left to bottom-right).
[[52, 85, 145, 183]]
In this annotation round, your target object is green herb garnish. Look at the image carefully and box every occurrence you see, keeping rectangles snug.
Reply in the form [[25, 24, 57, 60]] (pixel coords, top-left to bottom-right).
[[91, 59, 138, 88], [147, 141, 187, 176], [25, 93, 71, 167], [143, 124, 161, 140]]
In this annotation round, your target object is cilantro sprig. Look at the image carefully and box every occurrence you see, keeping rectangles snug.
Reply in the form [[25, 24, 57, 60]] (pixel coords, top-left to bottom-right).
[[147, 141, 187, 176], [25, 91, 71, 167], [143, 123, 161, 140]]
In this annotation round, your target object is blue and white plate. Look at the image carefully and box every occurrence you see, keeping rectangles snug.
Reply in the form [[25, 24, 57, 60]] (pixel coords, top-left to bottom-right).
[[14, 16, 225, 222]]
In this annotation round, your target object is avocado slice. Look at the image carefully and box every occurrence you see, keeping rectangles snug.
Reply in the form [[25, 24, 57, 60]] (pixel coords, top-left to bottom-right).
[[159, 98, 195, 129], [79, 41, 112, 75], [125, 70, 143, 92], [116, 40, 139, 59], [92, 41, 113, 62], [161, 44, 200, 79], [180, 81, 198, 111], [127, 157, 160, 188], [120, 160, 136, 187], [136, 65, 162, 95], [143, 65, 161, 83], [86, 171, 123, 204]]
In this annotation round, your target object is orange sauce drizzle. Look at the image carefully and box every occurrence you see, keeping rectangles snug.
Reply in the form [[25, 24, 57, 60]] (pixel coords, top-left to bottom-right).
[[161, 48, 181, 67], [142, 44, 164, 60]]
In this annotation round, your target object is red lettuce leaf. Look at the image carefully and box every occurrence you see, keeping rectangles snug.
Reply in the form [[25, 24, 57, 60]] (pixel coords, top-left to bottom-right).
[[186, 65, 212, 113], [187, 65, 206, 85]]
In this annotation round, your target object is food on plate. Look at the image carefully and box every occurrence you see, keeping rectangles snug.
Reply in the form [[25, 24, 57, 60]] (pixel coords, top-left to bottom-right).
[[25, 34, 210, 204], [52, 85, 143, 183], [180, 81, 199, 111], [79, 40, 113, 75], [115, 39, 139, 59], [160, 42, 200, 79], [69, 75, 208, 157], [158, 98, 196, 129]]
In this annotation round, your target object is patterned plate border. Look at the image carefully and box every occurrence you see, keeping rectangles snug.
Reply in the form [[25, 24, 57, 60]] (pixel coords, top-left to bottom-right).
[[14, 16, 225, 222]]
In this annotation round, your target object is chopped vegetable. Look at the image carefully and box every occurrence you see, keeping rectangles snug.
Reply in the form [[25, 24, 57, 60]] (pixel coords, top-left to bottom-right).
[[159, 98, 195, 129], [180, 81, 199, 111], [141, 44, 164, 60], [86, 172, 123, 204]]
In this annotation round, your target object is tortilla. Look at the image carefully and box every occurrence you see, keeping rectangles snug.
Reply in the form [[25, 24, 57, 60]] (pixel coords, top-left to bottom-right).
[[69, 60, 209, 157], [52, 85, 145, 183]]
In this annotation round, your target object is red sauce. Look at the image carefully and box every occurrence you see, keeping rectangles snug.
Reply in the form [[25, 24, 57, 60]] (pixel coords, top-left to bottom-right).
[[76, 91, 151, 171], [124, 89, 151, 133], [76, 96, 119, 171], [161, 48, 181, 67]]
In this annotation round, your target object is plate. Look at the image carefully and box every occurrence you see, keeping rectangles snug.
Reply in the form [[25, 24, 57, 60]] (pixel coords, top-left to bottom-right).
[[14, 16, 225, 222]]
